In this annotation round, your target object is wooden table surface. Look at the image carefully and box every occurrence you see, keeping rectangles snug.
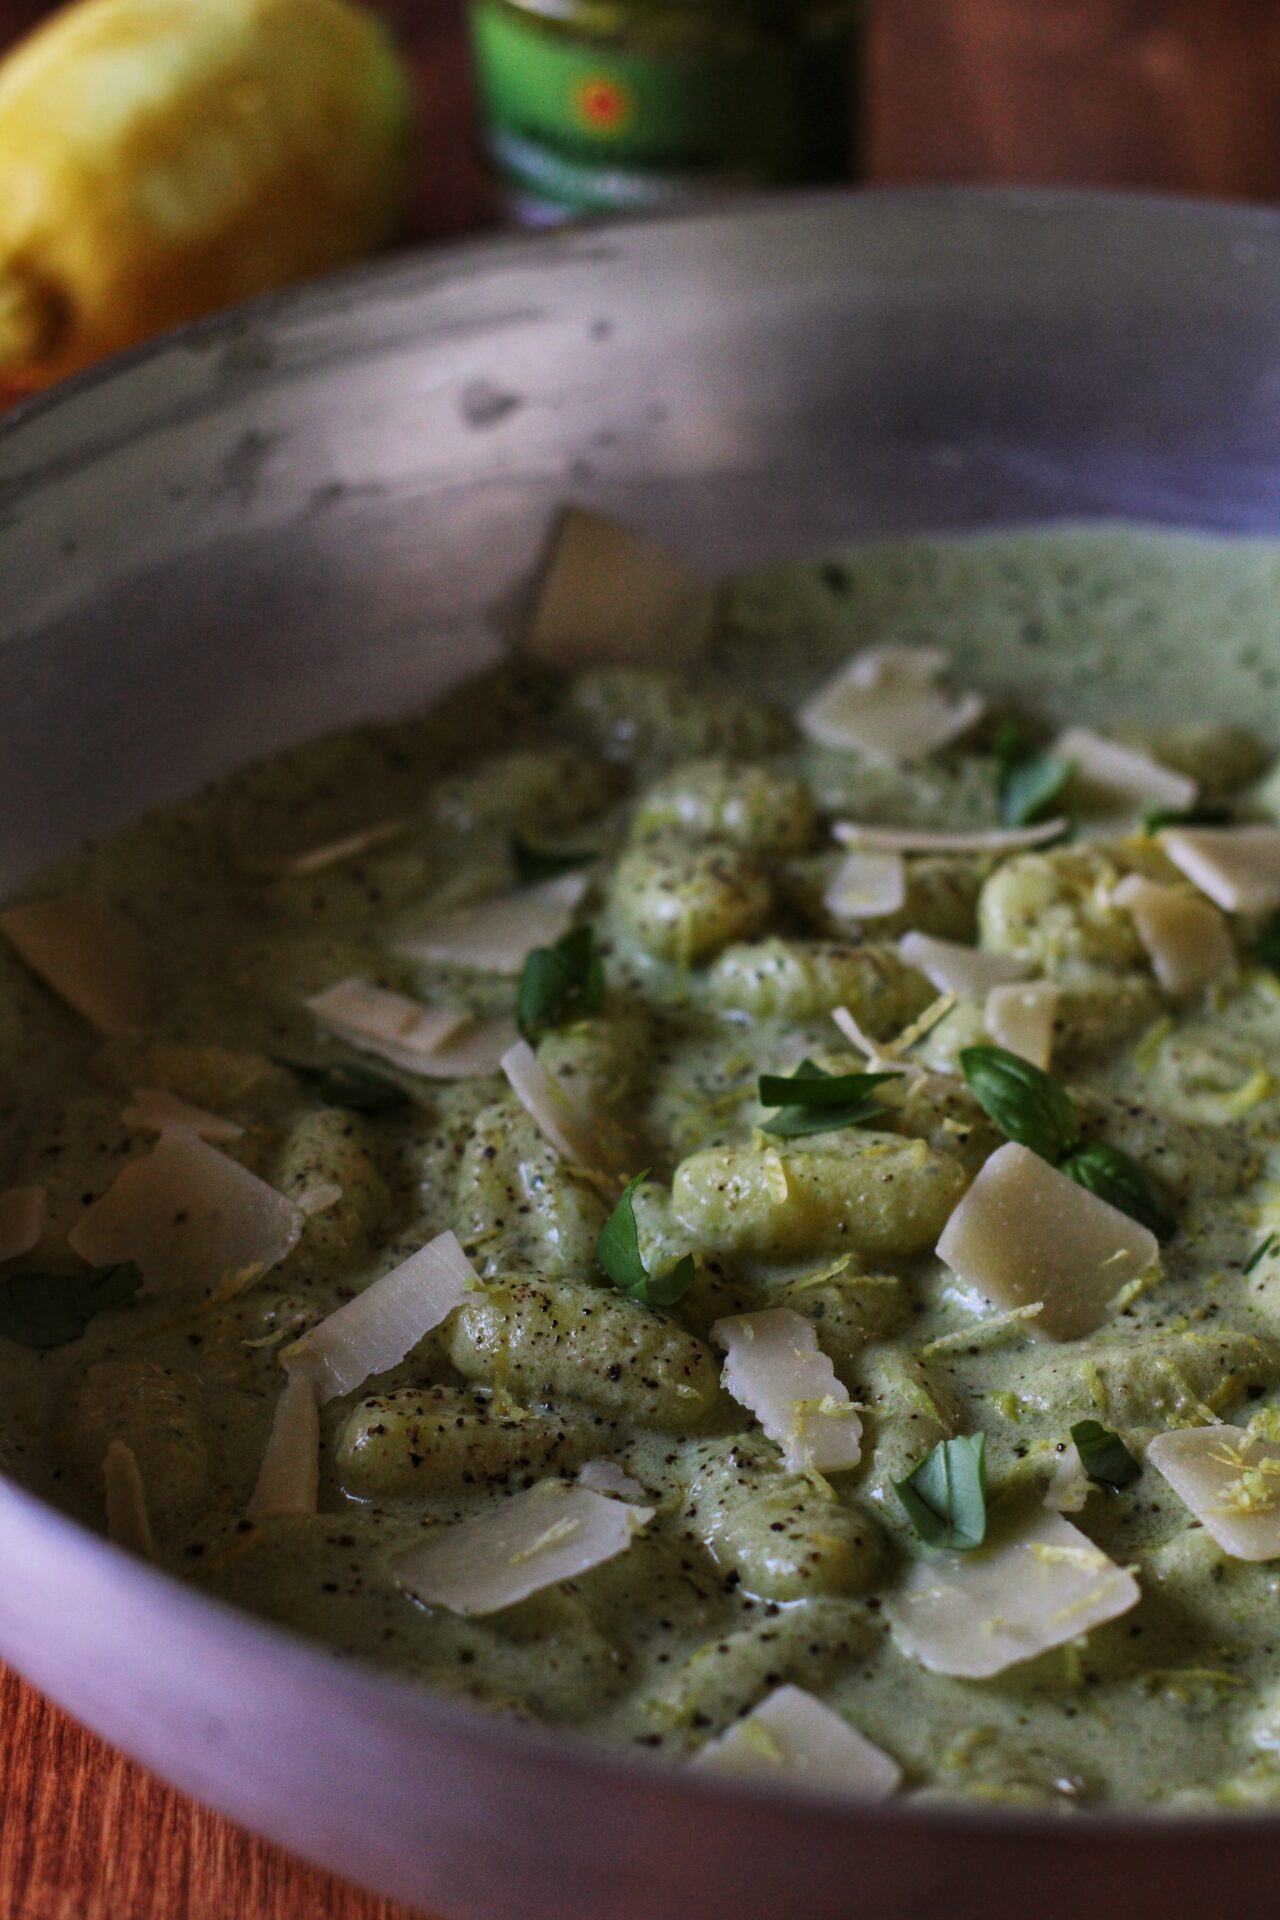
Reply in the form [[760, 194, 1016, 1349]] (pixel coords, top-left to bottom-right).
[[4, 1, 1280, 1914]]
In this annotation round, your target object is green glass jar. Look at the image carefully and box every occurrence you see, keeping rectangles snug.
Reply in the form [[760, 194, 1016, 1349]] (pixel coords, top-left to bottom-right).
[[466, 0, 863, 225]]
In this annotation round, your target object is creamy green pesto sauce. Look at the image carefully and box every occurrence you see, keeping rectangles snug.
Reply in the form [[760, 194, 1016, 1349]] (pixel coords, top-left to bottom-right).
[[5, 525, 1280, 1810]]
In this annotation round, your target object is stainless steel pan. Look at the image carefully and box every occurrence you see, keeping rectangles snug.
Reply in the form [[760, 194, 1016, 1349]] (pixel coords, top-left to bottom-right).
[[2, 189, 1279, 1920]]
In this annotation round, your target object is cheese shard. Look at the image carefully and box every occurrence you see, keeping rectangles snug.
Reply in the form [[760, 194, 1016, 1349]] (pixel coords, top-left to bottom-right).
[[0, 892, 152, 1034], [305, 978, 469, 1073], [887, 1507, 1139, 1678], [899, 931, 1027, 1001], [68, 1129, 303, 1293], [1159, 825, 1280, 914], [501, 1040, 626, 1176], [1043, 1444, 1090, 1514], [103, 1439, 157, 1559], [800, 645, 984, 764], [936, 1141, 1157, 1342], [396, 872, 588, 974], [407, 1015, 519, 1081], [394, 1480, 654, 1616], [577, 1459, 647, 1503], [122, 1087, 244, 1141], [833, 818, 1064, 855], [249, 818, 408, 877], [824, 850, 906, 921], [1111, 874, 1236, 996], [711, 1309, 863, 1474], [0, 1186, 46, 1264], [986, 981, 1060, 1070], [1148, 1425, 1280, 1561], [527, 506, 718, 671], [1054, 728, 1197, 814], [692, 1686, 901, 1800], [283, 1230, 478, 1405], [247, 1369, 320, 1521]]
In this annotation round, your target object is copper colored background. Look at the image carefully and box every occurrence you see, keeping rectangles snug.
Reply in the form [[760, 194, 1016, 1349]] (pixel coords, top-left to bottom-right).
[[2, 1, 1280, 1915]]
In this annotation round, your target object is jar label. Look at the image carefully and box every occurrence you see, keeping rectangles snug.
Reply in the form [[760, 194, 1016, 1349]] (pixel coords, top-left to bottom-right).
[[467, 2, 858, 219]]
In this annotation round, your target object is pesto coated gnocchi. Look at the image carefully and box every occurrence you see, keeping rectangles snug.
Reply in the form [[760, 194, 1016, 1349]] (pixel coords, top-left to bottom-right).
[[4, 523, 1280, 1810]]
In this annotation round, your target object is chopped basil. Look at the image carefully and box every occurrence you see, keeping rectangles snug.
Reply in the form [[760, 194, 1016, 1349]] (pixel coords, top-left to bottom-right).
[[1140, 802, 1234, 835], [595, 1170, 694, 1309], [960, 1045, 1080, 1165], [1244, 1231, 1280, 1275], [511, 836, 595, 887], [961, 1045, 1176, 1239], [757, 1060, 901, 1138], [993, 720, 1076, 828], [1070, 1419, 1141, 1491], [1060, 1140, 1177, 1243], [0, 1261, 143, 1351], [516, 925, 604, 1043], [896, 1433, 987, 1551], [273, 1056, 412, 1114]]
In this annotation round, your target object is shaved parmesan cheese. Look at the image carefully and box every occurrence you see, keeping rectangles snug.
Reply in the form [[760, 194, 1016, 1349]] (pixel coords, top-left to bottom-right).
[[1112, 874, 1236, 996], [833, 819, 1065, 855], [692, 1686, 901, 1799], [830, 1003, 939, 1091], [0, 1186, 46, 1264], [397, 872, 588, 974], [1054, 728, 1196, 814], [295, 1181, 342, 1219], [283, 1229, 478, 1405], [1148, 1425, 1280, 1560], [501, 1040, 626, 1177], [103, 1439, 157, 1559], [899, 931, 1027, 1001], [122, 1087, 244, 1141], [68, 1129, 303, 1293], [936, 1142, 1157, 1342], [712, 1309, 863, 1474], [250, 818, 408, 877], [800, 646, 984, 764], [577, 1459, 647, 1503], [1044, 1444, 1090, 1514], [986, 981, 1060, 1070], [305, 978, 468, 1073], [408, 1015, 519, 1081], [824, 850, 905, 921], [247, 1368, 320, 1521], [0, 892, 152, 1034], [887, 1507, 1139, 1677], [527, 506, 717, 671], [831, 1003, 901, 1073], [1159, 825, 1280, 914], [395, 1479, 653, 1616]]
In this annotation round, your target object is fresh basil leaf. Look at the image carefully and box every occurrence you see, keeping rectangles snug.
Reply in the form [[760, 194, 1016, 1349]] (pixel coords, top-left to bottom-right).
[[273, 1056, 412, 1114], [1070, 1419, 1141, 1491], [758, 1059, 901, 1138], [896, 1433, 987, 1551], [595, 1170, 694, 1309], [959, 1045, 1080, 1165], [1244, 1231, 1280, 1275], [511, 836, 594, 887], [1060, 1140, 1177, 1242], [0, 1261, 143, 1351], [1000, 755, 1076, 829], [516, 925, 604, 1043], [1254, 914, 1280, 978], [992, 720, 1075, 828], [1140, 802, 1234, 836]]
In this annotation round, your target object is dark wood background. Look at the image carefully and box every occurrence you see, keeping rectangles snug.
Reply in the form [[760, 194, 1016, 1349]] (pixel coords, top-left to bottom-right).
[[3, 1, 1280, 1915]]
